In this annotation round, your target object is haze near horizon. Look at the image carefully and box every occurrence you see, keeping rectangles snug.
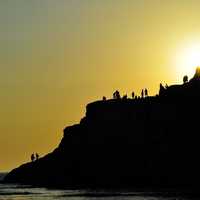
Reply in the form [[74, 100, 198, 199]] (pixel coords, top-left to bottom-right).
[[1, 0, 200, 171]]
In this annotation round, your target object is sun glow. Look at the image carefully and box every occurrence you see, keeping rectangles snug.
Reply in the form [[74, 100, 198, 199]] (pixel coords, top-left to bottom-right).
[[176, 44, 200, 78]]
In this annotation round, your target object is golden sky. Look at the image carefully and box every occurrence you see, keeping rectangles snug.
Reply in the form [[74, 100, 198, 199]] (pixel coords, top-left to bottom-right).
[[1, 0, 200, 171]]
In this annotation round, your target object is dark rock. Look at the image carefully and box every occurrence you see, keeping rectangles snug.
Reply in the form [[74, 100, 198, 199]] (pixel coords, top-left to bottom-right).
[[4, 69, 200, 189]]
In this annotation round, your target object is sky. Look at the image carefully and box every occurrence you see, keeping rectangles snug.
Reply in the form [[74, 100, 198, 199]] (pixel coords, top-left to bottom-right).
[[1, 0, 200, 171]]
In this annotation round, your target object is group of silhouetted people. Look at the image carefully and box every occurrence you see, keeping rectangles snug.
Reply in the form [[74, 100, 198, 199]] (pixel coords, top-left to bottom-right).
[[31, 153, 39, 162], [102, 88, 149, 101], [113, 90, 121, 99], [113, 89, 148, 99], [141, 88, 148, 98]]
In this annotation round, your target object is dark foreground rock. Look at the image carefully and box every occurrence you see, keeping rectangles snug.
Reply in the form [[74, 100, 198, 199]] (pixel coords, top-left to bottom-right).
[[4, 69, 200, 189]]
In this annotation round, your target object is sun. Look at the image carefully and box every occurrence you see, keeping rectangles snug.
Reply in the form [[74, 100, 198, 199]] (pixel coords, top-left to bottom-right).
[[185, 46, 200, 68], [175, 44, 200, 78]]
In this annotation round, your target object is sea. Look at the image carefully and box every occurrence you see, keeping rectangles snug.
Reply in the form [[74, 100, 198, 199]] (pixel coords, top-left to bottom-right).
[[0, 173, 197, 200]]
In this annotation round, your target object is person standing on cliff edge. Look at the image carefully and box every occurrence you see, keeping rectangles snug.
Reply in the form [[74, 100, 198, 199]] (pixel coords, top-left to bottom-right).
[[31, 153, 35, 162], [141, 89, 144, 98], [36, 153, 39, 160], [145, 88, 148, 97]]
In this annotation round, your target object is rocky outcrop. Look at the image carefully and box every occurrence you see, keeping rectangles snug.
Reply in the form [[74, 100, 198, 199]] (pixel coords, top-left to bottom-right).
[[4, 69, 200, 188]]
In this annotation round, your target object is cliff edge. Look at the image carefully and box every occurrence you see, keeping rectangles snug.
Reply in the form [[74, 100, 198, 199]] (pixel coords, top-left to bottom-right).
[[4, 69, 200, 188]]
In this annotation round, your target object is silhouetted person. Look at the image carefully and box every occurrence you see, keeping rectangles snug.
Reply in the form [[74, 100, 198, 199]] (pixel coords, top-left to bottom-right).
[[141, 89, 144, 98], [131, 92, 135, 99], [102, 96, 106, 101], [145, 88, 148, 97], [31, 153, 35, 162], [115, 90, 121, 99], [159, 83, 165, 96], [113, 90, 120, 99], [36, 153, 39, 160], [183, 75, 188, 84]]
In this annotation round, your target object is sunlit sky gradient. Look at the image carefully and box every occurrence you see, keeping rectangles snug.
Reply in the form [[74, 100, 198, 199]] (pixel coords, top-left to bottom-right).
[[1, 0, 200, 171]]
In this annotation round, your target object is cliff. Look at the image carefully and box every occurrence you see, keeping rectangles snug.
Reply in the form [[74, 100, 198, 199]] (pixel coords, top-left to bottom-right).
[[4, 69, 200, 189]]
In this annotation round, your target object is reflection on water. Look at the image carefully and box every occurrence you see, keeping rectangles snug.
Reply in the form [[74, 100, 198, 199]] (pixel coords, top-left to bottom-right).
[[0, 183, 193, 200]]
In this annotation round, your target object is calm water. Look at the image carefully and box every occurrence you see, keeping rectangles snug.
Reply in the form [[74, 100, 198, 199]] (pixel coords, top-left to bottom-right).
[[0, 174, 195, 200], [0, 184, 196, 200]]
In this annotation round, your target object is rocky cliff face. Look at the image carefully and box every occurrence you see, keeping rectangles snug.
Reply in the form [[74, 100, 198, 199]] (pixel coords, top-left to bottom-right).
[[4, 74, 200, 188]]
